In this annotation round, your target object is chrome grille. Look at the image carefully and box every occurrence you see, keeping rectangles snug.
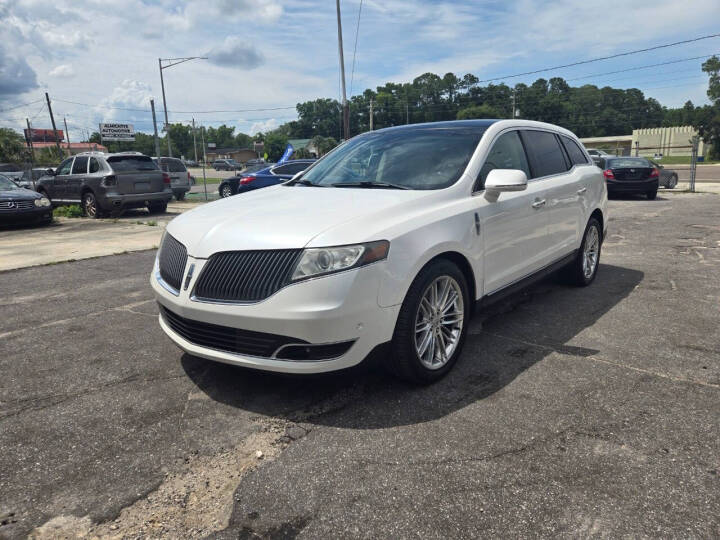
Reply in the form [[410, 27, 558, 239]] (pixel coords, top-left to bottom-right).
[[0, 200, 35, 210], [159, 305, 306, 357], [158, 233, 187, 292], [194, 249, 302, 302]]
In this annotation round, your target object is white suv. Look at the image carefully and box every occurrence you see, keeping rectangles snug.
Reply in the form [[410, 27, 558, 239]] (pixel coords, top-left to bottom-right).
[[151, 120, 607, 383]]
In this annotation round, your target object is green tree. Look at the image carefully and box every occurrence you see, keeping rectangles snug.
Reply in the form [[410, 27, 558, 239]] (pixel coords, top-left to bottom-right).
[[310, 135, 338, 156], [264, 132, 289, 161], [457, 104, 503, 120], [0, 128, 29, 164], [694, 56, 720, 157]]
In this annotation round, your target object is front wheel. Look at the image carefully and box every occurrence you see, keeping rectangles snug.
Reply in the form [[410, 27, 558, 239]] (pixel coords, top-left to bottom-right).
[[669, 174, 678, 189], [389, 260, 470, 384]]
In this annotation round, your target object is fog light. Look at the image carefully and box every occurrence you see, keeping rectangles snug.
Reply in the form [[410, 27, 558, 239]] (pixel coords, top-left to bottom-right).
[[275, 340, 355, 361]]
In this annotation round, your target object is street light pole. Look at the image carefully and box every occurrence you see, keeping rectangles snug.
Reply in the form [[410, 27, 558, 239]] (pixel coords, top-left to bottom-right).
[[335, 0, 349, 140], [158, 56, 208, 157]]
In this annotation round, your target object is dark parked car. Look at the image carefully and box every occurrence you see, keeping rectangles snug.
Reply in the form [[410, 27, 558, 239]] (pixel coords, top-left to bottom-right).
[[36, 152, 172, 218], [17, 167, 54, 190], [599, 157, 659, 199], [212, 158, 242, 171], [0, 174, 53, 225], [152, 157, 191, 200], [218, 160, 315, 198], [0, 163, 24, 183], [648, 160, 679, 189]]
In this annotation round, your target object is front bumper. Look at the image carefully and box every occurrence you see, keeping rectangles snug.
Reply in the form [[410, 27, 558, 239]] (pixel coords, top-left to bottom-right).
[[151, 256, 400, 374], [0, 206, 52, 223], [606, 178, 658, 193]]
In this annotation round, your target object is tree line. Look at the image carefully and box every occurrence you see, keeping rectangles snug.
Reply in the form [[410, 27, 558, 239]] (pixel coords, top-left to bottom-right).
[[2, 57, 719, 164]]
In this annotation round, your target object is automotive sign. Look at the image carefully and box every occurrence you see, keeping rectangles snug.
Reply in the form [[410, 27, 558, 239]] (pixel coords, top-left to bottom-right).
[[99, 123, 135, 141]]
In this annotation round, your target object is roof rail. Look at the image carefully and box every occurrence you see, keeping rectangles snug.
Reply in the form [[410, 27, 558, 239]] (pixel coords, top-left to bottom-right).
[[113, 151, 145, 155]]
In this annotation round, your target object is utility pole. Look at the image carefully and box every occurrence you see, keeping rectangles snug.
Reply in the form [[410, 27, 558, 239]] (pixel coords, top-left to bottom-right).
[[25, 118, 35, 187], [335, 0, 349, 140], [199, 124, 208, 201], [369, 99, 374, 131], [512, 89, 516, 119], [150, 99, 161, 158], [45, 93, 62, 159], [159, 56, 208, 158], [406, 102, 409, 124], [192, 118, 198, 163], [63, 117, 71, 155], [158, 58, 172, 157]]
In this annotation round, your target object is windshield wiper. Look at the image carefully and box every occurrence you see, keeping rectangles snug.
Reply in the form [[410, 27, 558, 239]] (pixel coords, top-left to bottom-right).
[[330, 181, 409, 190], [289, 178, 323, 187]]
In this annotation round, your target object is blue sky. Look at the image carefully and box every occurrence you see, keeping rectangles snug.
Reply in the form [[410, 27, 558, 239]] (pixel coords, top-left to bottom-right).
[[1, 0, 719, 141]]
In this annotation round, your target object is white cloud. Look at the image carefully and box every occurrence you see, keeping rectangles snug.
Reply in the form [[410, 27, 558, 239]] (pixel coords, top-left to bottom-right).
[[95, 79, 154, 122], [49, 64, 75, 78], [250, 118, 279, 135]]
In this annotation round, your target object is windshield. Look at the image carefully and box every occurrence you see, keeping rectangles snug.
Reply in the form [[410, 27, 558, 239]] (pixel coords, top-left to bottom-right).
[[606, 158, 651, 168], [300, 127, 486, 190], [107, 155, 158, 171], [0, 175, 20, 190], [160, 159, 187, 172]]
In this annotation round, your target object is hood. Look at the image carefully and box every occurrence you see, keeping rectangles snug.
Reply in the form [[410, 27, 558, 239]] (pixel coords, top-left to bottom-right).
[[167, 184, 432, 258], [0, 189, 41, 200]]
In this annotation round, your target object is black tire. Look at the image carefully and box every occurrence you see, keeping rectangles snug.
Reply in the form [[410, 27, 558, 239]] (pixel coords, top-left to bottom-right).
[[564, 217, 602, 286], [646, 189, 657, 200], [388, 259, 470, 384], [219, 183, 233, 198], [147, 201, 168, 214], [82, 191, 103, 219], [670, 174, 678, 189], [174, 191, 186, 201]]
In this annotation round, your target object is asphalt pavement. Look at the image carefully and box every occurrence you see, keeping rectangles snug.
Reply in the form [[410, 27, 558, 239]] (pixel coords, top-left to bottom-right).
[[0, 193, 718, 538]]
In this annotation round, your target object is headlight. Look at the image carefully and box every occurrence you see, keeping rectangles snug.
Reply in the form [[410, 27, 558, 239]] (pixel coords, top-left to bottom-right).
[[34, 197, 51, 207], [291, 240, 389, 281]]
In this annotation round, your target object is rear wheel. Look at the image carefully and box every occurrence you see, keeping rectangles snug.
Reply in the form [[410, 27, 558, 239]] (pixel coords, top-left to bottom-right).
[[147, 201, 167, 214], [565, 217, 601, 286], [646, 189, 657, 200], [82, 191, 102, 219], [220, 183, 233, 198], [174, 191, 186, 201], [389, 259, 470, 384]]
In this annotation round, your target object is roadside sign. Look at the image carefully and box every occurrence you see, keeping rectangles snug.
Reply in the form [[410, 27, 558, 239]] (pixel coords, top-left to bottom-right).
[[99, 123, 135, 142]]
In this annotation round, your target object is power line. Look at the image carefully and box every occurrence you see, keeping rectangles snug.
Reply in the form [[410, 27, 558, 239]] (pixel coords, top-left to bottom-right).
[[0, 98, 44, 113], [52, 98, 297, 115], [477, 33, 720, 83], [566, 52, 720, 82], [349, 0, 363, 97]]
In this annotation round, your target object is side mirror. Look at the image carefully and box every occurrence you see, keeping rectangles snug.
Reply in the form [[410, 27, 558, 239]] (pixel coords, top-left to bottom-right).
[[47, 169, 56, 175], [485, 169, 528, 193]]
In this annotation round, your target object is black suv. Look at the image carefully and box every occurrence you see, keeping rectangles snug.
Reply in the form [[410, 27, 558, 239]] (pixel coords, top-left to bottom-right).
[[36, 152, 172, 218]]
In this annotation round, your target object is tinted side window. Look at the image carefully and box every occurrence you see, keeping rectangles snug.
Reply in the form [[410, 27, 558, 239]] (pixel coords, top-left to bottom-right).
[[89, 158, 101, 173], [561, 136, 589, 166], [274, 162, 307, 175], [165, 159, 187, 172], [72, 156, 88, 174], [522, 130, 570, 178], [56, 158, 73, 176], [476, 131, 530, 191]]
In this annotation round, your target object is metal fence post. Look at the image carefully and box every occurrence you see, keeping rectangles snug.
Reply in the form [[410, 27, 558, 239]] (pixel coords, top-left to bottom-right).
[[689, 136, 699, 193]]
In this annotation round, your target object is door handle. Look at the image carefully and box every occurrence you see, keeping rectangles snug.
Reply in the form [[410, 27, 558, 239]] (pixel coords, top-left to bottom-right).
[[577, 187, 587, 195], [531, 199, 546, 209]]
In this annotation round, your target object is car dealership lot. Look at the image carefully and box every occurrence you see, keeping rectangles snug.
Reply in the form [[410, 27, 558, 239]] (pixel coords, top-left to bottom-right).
[[1, 194, 718, 538]]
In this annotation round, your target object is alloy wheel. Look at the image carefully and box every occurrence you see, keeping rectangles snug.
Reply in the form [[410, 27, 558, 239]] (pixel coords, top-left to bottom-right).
[[84, 193, 97, 218], [414, 276, 464, 370], [583, 226, 599, 279], [221, 185, 232, 198]]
